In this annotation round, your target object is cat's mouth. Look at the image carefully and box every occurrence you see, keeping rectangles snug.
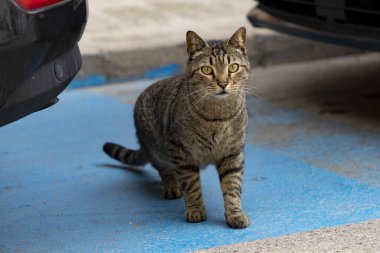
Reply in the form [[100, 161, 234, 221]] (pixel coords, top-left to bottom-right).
[[216, 90, 229, 96]]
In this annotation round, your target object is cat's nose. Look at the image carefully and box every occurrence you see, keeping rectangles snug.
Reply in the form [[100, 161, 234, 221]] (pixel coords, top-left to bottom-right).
[[217, 81, 228, 89]]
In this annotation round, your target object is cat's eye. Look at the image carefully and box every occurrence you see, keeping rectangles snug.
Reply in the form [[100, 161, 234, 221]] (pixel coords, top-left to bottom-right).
[[228, 63, 239, 73], [201, 66, 213, 75]]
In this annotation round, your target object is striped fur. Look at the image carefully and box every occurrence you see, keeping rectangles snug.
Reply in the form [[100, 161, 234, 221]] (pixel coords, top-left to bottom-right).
[[103, 27, 250, 228], [103, 142, 148, 166]]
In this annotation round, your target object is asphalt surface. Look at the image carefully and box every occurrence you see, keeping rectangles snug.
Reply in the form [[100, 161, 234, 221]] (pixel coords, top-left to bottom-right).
[[2, 0, 379, 252], [79, 0, 256, 54], [195, 219, 380, 253], [76, 0, 360, 84], [1, 53, 380, 252]]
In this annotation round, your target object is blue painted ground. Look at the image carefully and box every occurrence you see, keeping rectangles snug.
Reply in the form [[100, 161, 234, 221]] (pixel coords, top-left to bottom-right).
[[1, 87, 380, 253], [68, 63, 181, 89]]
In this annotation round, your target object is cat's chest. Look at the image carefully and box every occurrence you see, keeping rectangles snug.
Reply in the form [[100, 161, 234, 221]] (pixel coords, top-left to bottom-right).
[[190, 123, 234, 163], [209, 125, 231, 146]]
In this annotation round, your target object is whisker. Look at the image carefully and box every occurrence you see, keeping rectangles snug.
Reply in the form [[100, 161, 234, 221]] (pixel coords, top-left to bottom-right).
[[248, 83, 265, 92], [234, 91, 245, 101], [243, 90, 259, 98], [192, 91, 210, 108], [190, 91, 206, 105], [182, 89, 206, 99], [242, 87, 257, 93], [243, 85, 260, 94]]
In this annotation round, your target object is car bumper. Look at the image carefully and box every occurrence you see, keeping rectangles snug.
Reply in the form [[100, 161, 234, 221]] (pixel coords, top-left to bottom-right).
[[0, 44, 81, 127], [248, 6, 380, 52], [0, 0, 87, 126]]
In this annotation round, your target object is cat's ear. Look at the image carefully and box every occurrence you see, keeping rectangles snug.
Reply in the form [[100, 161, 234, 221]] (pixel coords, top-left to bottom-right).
[[227, 27, 247, 53], [186, 31, 208, 56]]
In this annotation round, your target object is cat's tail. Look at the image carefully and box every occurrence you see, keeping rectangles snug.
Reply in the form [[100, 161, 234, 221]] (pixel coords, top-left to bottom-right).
[[103, 142, 148, 166]]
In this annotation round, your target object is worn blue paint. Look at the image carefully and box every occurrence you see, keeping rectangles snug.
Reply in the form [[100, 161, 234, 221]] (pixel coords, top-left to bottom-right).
[[0, 87, 380, 253], [69, 74, 108, 89], [246, 98, 380, 188], [143, 63, 181, 79], [68, 63, 181, 89]]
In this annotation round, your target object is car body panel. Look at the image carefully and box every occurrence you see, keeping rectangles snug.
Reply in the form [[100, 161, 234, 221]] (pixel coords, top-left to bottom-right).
[[248, 0, 380, 51], [0, 0, 87, 126]]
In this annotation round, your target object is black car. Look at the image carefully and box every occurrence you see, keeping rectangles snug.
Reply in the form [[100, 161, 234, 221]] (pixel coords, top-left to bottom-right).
[[0, 0, 87, 127], [248, 0, 380, 51]]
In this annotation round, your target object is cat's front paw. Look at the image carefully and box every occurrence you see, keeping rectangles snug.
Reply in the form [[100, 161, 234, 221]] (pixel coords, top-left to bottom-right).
[[185, 209, 207, 223], [164, 186, 182, 200], [226, 212, 250, 229]]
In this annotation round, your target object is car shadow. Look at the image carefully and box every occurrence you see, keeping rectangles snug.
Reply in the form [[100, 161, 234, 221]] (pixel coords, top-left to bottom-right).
[[250, 53, 380, 130]]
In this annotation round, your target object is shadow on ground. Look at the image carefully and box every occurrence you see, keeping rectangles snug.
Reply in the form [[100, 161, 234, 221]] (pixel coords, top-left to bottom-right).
[[251, 53, 380, 129]]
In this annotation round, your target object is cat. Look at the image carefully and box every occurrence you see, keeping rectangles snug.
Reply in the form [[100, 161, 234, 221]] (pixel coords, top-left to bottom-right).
[[103, 27, 250, 228]]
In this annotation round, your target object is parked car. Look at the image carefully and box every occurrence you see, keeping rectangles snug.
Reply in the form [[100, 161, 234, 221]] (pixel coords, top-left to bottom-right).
[[0, 0, 87, 127], [248, 0, 380, 51]]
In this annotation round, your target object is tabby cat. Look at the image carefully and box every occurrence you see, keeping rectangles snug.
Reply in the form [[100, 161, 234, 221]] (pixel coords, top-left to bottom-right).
[[103, 27, 250, 228]]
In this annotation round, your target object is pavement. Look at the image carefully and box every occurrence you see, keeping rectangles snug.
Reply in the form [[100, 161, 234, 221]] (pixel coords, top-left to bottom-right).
[[195, 219, 380, 253], [2, 53, 380, 252], [1, 0, 380, 252], [75, 0, 361, 86], [79, 0, 256, 54]]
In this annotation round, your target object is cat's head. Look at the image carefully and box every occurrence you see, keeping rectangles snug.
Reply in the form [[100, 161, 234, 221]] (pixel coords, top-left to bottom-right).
[[186, 27, 249, 99]]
